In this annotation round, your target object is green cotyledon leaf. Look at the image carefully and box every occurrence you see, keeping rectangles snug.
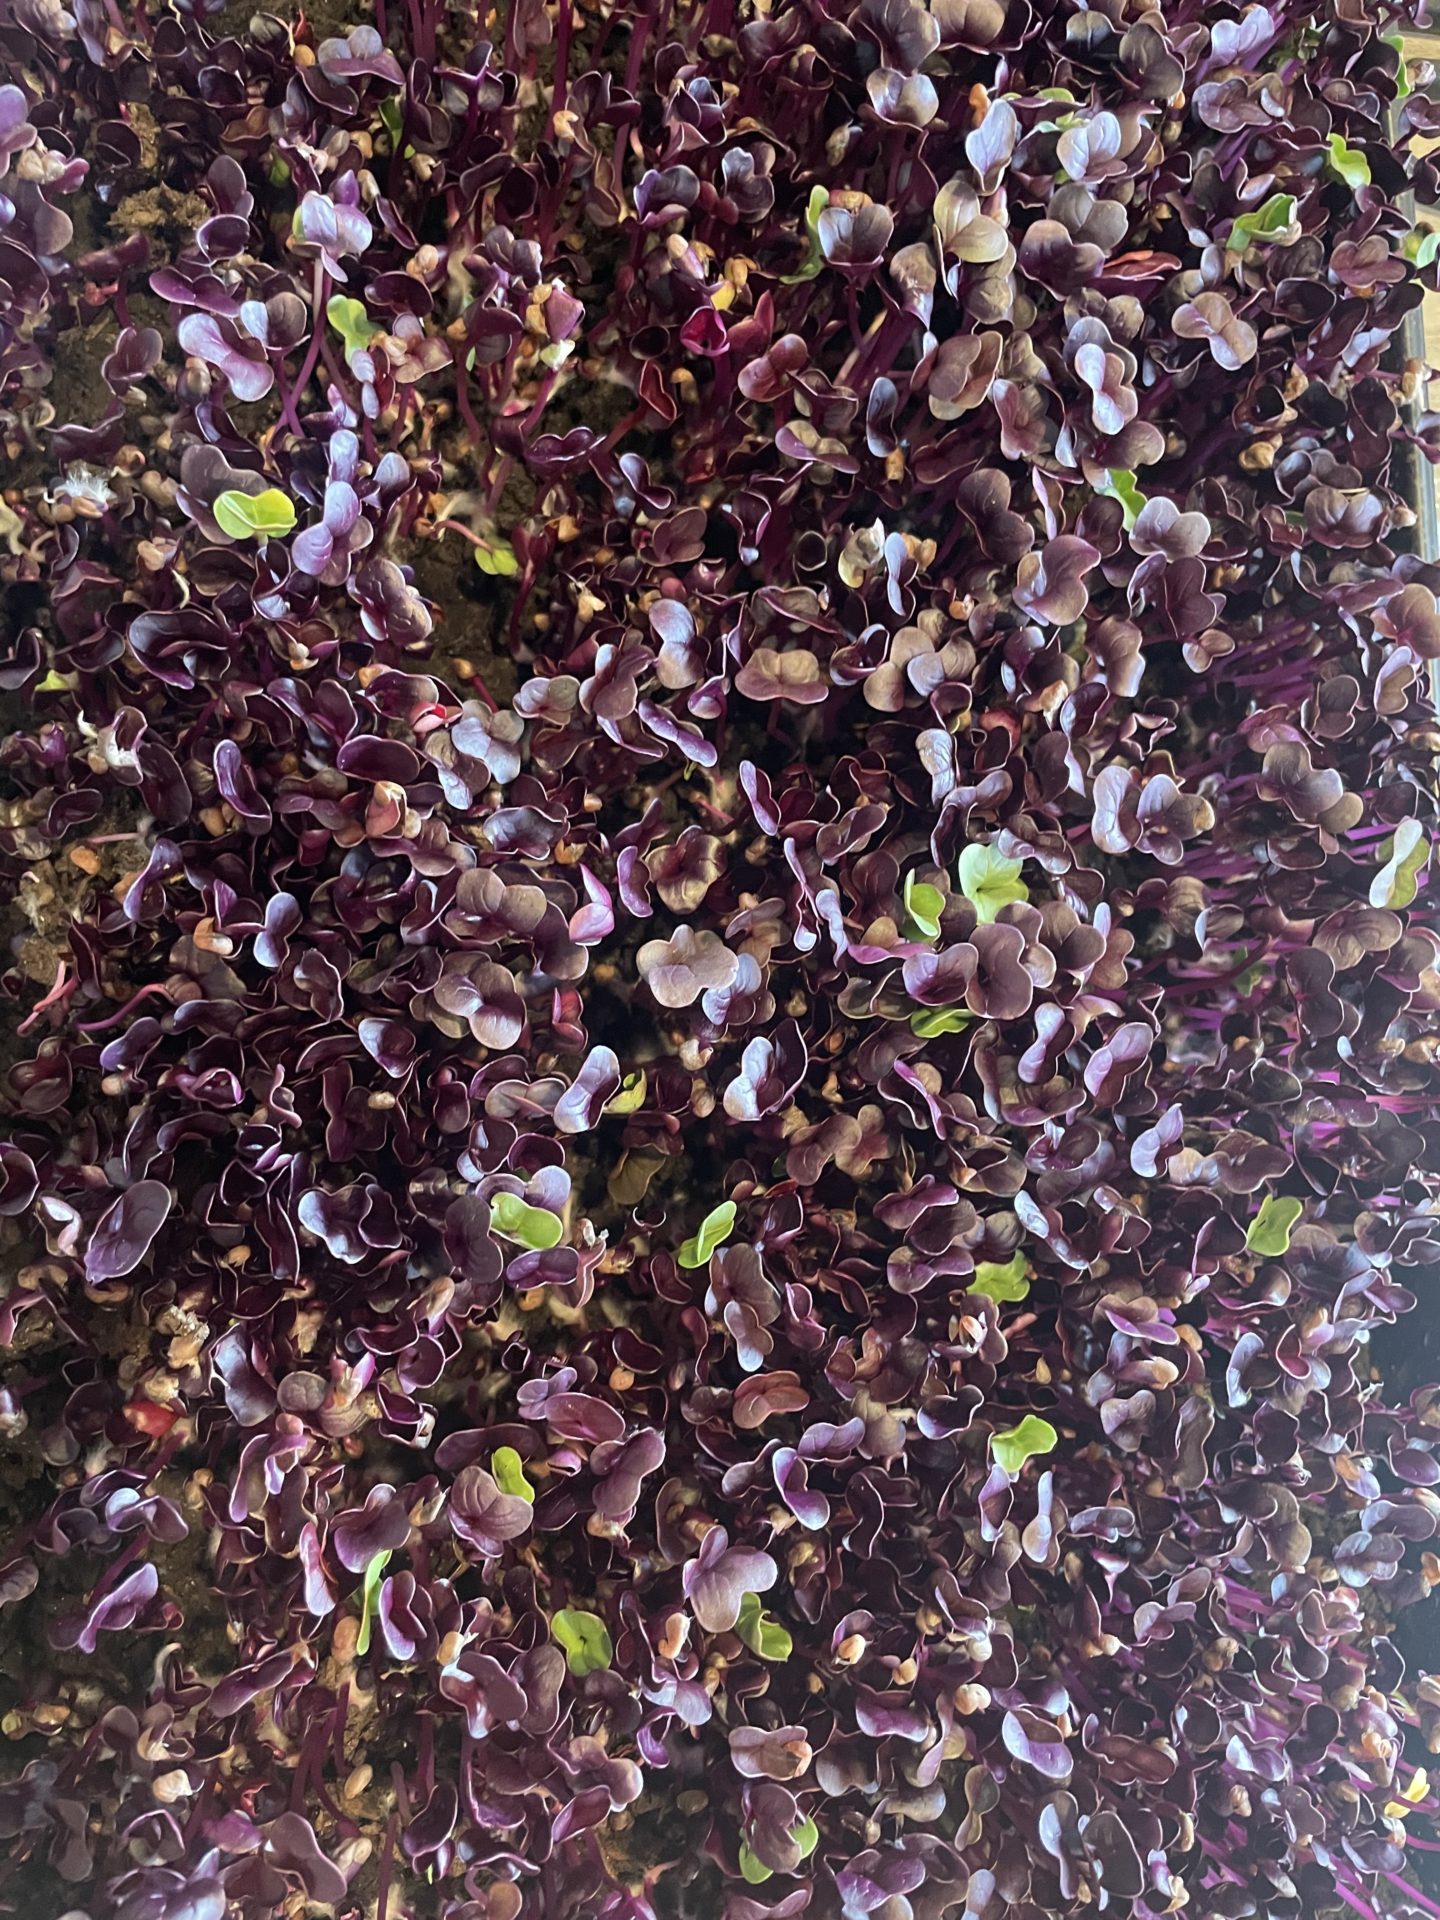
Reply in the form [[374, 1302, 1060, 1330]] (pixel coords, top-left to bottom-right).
[[958, 842, 1028, 923], [489, 1192, 563, 1250], [780, 185, 830, 283], [910, 1006, 972, 1038], [1225, 193, 1299, 253], [1095, 467, 1147, 531], [903, 871, 945, 939], [474, 536, 521, 577], [552, 1608, 613, 1676], [356, 1549, 391, 1657], [678, 1200, 736, 1270], [736, 1590, 793, 1661], [992, 1415, 1058, 1476], [1246, 1195, 1303, 1257], [738, 1843, 773, 1884], [971, 1252, 1031, 1304], [1371, 818, 1430, 911], [327, 294, 381, 358], [1325, 133, 1371, 190], [491, 1446, 534, 1503], [213, 488, 296, 541]]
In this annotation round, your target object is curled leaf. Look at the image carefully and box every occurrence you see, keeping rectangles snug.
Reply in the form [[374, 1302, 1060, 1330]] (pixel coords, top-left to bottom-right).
[[679, 1200, 737, 1269], [736, 1590, 794, 1662], [356, 1549, 391, 1657], [903, 871, 945, 938], [1226, 193, 1299, 252], [781, 184, 831, 283]]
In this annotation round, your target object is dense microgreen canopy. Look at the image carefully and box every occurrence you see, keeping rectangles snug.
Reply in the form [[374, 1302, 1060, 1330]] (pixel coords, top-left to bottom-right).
[[0, 0, 1438, 1914]]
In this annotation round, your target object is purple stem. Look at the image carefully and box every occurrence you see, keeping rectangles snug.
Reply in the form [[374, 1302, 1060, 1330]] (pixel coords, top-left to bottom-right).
[[285, 262, 331, 432], [625, 5, 653, 94], [331, 1683, 350, 1779], [289, 1713, 329, 1812], [552, 0, 572, 114], [455, 355, 486, 459], [82, 1537, 145, 1610], [376, 1811, 398, 1920], [317, 328, 354, 404]]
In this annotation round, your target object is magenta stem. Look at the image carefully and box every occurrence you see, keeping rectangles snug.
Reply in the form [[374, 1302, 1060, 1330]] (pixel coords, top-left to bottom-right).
[[1335, 1884, 1380, 1920], [18, 962, 75, 1033], [1385, 1871, 1440, 1919]]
